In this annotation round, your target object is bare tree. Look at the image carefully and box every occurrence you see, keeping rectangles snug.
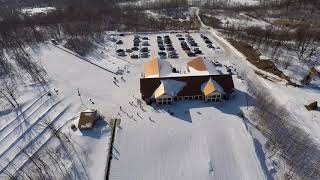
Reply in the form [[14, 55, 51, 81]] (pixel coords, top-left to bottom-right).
[[0, 78, 19, 109]]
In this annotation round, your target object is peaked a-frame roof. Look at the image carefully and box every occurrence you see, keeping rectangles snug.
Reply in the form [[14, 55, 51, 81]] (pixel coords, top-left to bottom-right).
[[154, 80, 186, 99], [202, 78, 225, 96]]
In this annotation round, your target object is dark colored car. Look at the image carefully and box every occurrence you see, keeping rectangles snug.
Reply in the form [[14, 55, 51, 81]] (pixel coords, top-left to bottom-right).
[[140, 47, 149, 52], [194, 50, 202, 54], [116, 40, 123, 44], [126, 49, 133, 53], [205, 40, 212, 44], [116, 49, 124, 53], [187, 51, 196, 57], [131, 54, 139, 59], [142, 41, 150, 46], [158, 51, 167, 56], [207, 44, 215, 49], [118, 51, 126, 56], [140, 53, 150, 58], [51, 39, 59, 45], [131, 47, 139, 51]]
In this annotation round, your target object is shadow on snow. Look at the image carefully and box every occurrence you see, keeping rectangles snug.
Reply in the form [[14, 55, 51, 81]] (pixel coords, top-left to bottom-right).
[[150, 89, 253, 123]]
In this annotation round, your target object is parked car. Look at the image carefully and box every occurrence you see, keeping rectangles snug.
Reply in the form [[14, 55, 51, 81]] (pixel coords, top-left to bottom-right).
[[133, 39, 141, 43], [140, 53, 150, 58], [189, 42, 198, 46], [194, 49, 202, 54], [140, 47, 149, 52], [131, 54, 139, 59], [142, 37, 149, 40], [126, 49, 133, 53], [116, 49, 124, 53], [166, 47, 176, 51], [119, 33, 125, 36], [158, 51, 167, 56], [131, 47, 139, 51], [51, 39, 59, 45], [213, 61, 222, 67], [187, 51, 196, 57], [207, 44, 215, 49], [159, 54, 167, 59], [142, 41, 150, 46], [118, 51, 126, 56], [116, 40, 123, 44], [168, 52, 179, 58], [205, 39, 212, 44], [169, 54, 179, 59]]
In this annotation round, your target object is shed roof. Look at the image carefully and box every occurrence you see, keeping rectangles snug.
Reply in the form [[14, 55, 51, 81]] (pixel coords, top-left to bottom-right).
[[78, 109, 97, 129]]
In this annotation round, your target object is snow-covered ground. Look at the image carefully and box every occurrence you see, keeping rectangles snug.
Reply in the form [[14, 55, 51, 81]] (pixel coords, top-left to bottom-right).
[[109, 76, 266, 180], [21, 7, 56, 16], [0, 31, 268, 179], [0, 18, 318, 180]]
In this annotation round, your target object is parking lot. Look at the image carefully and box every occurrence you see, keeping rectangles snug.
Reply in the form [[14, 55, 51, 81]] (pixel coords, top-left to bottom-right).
[[109, 32, 230, 74]]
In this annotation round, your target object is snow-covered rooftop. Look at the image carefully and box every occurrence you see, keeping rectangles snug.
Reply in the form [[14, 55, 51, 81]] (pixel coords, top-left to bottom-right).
[[154, 80, 186, 98], [144, 57, 173, 78], [187, 57, 220, 76], [201, 78, 225, 96]]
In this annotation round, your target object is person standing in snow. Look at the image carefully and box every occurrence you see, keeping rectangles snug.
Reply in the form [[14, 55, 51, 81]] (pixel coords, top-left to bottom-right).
[[89, 99, 95, 104]]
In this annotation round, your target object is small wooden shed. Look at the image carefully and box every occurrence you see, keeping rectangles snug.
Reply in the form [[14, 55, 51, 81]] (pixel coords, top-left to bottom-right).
[[78, 109, 98, 130]]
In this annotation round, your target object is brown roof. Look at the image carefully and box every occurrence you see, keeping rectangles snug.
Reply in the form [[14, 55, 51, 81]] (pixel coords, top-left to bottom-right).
[[187, 57, 206, 71], [78, 109, 97, 129], [140, 75, 234, 101]]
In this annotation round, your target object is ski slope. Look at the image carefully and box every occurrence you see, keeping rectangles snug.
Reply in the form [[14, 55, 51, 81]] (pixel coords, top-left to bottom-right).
[[0, 32, 268, 179], [110, 94, 265, 180], [34, 42, 265, 179]]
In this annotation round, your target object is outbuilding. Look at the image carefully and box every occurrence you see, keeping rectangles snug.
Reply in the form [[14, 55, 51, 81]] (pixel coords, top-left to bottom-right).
[[78, 109, 98, 130]]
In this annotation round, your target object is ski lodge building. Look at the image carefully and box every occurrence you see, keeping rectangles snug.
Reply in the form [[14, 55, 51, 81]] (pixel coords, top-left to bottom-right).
[[140, 57, 235, 105]]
